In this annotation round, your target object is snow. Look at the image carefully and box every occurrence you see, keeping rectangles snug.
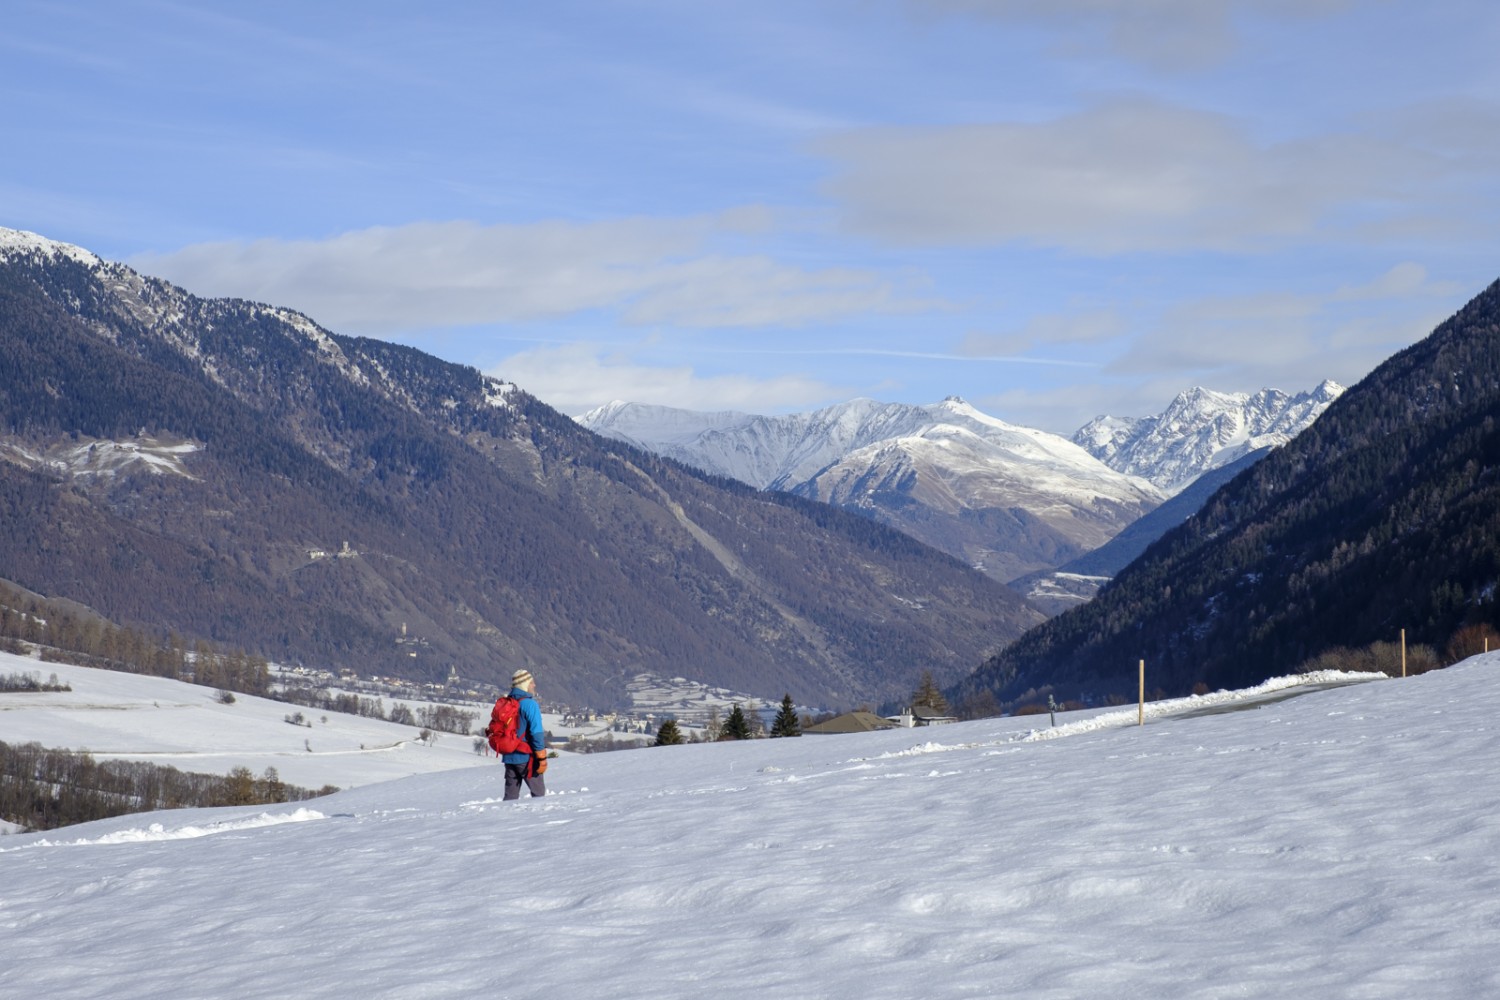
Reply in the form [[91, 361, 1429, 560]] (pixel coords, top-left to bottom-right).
[[0, 225, 102, 267], [20, 808, 327, 848], [482, 375, 518, 409], [6, 652, 1500, 998], [0, 436, 205, 480], [0, 656, 501, 790], [1076, 382, 1346, 494], [577, 397, 1154, 504]]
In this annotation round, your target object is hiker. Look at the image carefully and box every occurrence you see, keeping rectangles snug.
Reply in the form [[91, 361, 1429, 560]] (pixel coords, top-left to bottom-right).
[[495, 668, 547, 799]]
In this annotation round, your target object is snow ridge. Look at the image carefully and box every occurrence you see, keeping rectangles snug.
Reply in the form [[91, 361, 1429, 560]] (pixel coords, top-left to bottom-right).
[[1075, 381, 1345, 494], [0, 226, 102, 268], [578, 396, 1154, 501], [579, 395, 1165, 582]]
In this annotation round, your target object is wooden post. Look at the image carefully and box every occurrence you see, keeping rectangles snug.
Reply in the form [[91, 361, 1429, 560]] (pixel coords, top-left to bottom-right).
[[1400, 629, 1407, 678], [1138, 659, 1145, 726]]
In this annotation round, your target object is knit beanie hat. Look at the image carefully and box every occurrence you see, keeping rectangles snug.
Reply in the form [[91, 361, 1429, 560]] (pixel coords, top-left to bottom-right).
[[511, 668, 534, 689]]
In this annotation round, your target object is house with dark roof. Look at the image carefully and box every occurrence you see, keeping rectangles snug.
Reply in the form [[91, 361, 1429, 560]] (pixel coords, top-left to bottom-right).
[[803, 711, 900, 735]]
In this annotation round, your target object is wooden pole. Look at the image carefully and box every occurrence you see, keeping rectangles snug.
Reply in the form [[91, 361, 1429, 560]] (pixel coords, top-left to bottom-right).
[[1401, 629, 1407, 678], [1138, 659, 1145, 726]]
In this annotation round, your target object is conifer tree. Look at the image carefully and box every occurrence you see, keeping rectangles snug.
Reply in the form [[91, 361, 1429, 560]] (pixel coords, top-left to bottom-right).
[[770, 693, 801, 738], [720, 704, 752, 741], [911, 669, 949, 715], [654, 719, 685, 746]]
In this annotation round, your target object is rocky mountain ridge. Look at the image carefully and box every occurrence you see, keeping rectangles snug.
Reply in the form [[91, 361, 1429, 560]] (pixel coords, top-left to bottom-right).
[[1075, 381, 1345, 494]]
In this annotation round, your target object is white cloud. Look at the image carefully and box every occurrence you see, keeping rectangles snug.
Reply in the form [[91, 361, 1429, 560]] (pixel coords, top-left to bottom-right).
[[1331, 262, 1462, 302], [620, 255, 936, 328], [492, 341, 848, 416], [975, 263, 1467, 432], [959, 308, 1124, 357], [818, 99, 1450, 254], [1112, 264, 1464, 385], [975, 381, 1180, 435], [130, 214, 929, 336], [909, 0, 1357, 71]]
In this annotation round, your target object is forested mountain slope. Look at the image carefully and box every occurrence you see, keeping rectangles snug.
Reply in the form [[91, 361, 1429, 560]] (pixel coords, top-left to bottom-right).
[[0, 229, 1042, 708], [957, 280, 1500, 705]]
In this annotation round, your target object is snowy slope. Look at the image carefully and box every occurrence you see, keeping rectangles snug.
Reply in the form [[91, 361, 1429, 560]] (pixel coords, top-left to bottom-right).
[[0, 655, 508, 790], [579, 396, 1155, 499], [579, 396, 948, 490], [0, 227, 103, 267], [6, 655, 1500, 998], [1075, 381, 1345, 494], [804, 399, 1157, 514]]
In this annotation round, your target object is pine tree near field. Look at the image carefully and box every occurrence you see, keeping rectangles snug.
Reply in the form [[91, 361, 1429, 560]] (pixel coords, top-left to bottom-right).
[[654, 719, 685, 746], [770, 693, 801, 737], [720, 704, 752, 741], [911, 669, 949, 715]]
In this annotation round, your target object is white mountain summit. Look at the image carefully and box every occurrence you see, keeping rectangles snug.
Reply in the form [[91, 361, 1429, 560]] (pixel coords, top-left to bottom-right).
[[579, 396, 1164, 583], [1074, 381, 1346, 494], [579, 384, 1341, 590]]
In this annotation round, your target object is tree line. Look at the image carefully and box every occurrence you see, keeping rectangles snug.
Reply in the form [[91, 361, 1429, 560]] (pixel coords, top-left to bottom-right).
[[277, 684, 475, 735], [0, 740, 333, 832], [0, 580, 271, 697], [0, 670, 70, 692]]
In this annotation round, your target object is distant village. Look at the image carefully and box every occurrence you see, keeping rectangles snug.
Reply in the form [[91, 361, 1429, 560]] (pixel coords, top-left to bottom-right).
[[271, 651, 955, 752]]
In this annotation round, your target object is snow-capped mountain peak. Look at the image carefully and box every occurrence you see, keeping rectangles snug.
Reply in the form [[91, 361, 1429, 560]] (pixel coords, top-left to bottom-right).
[[0, 226, 102, 268], [578, 396, 1163, 584], [1074, 381, 1345, 494]]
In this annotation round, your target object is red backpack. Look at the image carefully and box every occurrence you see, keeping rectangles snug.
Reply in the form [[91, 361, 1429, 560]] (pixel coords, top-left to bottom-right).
[[486, 696, 532, 756]]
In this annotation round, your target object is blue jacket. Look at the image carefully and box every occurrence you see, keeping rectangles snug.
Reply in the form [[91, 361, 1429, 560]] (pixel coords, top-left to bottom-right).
[[501, 688, 546, 766]]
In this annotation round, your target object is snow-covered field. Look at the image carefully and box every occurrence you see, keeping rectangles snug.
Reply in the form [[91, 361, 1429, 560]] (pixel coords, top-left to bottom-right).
[[0, 655, 502, 790], [5, 653, 1498, 998]]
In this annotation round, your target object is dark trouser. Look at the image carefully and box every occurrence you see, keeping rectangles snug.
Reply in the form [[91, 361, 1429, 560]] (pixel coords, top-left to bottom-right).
[[503, 762, 545, 799]]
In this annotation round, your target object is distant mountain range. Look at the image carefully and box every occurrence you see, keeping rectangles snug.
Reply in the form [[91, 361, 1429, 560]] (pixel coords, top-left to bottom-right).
[[953, 277, 1500, 707], [579, 383, 1340, 590], [1012, 448, 1272, 615], [0, 227, 1042, 709], [581, 397, 1161, 584], [1074, 381, 1345, 494]]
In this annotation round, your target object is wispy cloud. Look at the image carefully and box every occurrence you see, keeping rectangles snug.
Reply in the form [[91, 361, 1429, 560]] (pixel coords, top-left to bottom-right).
[[967, 262, 1465, 432], [817, 98, 1474, 254], [699, 344, 1098, 367], [907, 0, 1359, 71], [1112, 263, 1464, 384], [958, 309, 1124, 357], [131, 214, 939, 335], [491, 341, 849, 416]]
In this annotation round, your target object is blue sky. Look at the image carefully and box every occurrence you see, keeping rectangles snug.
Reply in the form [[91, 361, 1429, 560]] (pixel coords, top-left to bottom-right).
[[7, 0, 1499, 433]]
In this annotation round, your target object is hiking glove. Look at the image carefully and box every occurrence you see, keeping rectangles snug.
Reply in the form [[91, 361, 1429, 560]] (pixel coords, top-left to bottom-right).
[[532, 750, 549, 775]]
